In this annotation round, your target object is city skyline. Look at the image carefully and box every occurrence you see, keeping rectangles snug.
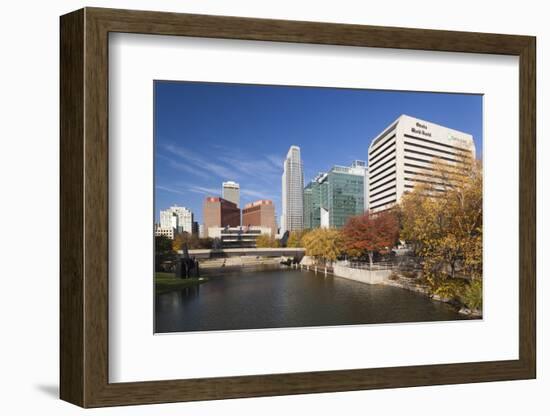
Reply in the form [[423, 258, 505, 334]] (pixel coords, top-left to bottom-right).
[[154, 81, 483, 225]]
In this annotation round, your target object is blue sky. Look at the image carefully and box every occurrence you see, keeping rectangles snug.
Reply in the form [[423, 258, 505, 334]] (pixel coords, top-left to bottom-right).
[[154, 81, 483, 225]]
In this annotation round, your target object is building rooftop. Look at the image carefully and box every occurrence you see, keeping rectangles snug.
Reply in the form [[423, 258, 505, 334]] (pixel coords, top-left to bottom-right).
[[368, 114, 474, 151], [204, 197, 238, 207], [243, 200, 273, 209]]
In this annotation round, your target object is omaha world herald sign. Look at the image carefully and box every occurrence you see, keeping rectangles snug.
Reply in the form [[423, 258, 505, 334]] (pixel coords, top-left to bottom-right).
[[411, 121, 432, 137]]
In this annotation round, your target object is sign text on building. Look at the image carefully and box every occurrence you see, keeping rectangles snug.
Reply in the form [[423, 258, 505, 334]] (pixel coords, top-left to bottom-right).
[[411, 122, 432, 137]]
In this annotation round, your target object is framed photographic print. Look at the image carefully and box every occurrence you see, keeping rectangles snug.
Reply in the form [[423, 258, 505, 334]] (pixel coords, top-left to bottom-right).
[[60, 7, 536, 408]]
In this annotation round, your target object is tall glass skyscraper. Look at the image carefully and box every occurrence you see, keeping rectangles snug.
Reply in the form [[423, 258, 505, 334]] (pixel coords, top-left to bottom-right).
[[303, 161, 367, 229], [281, 145, 304, 233]]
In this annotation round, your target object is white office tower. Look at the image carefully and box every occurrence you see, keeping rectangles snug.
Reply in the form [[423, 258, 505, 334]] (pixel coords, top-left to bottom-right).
[[159, 205, 194, 234], [222, 181, 240, 208], [282, 145, 304, 233], [367, 115, 476, 213]]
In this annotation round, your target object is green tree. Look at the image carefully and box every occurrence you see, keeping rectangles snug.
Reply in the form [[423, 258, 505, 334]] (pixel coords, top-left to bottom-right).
[[155, 235, 173, 253], [155, 235, 176, 273], [172, 233, 214, 251]]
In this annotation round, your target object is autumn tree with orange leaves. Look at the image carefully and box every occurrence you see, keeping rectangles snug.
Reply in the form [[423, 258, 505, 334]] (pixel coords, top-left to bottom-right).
[[398, 155, 483, 310], [342, 211, 400, 267], [399, 155, 482, 282]]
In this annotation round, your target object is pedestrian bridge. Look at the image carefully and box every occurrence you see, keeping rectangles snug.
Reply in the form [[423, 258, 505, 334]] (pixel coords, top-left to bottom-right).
[[179, 247, 306, 260]]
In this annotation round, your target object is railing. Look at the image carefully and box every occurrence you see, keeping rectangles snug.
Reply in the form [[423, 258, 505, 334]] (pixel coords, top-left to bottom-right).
[[341, 261, 397, 271], [338, 258, 421, 270]]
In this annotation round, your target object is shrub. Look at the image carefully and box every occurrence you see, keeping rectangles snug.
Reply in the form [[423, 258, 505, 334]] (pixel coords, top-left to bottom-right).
[[460, 279, 483, 310], [402, 270, 418, 279], [256, 234, 279, 248], [388, 272, 400, 281], [430, 278, 468, 300]]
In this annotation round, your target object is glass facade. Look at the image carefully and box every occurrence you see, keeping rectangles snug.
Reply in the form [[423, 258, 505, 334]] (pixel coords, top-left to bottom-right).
[[304, 163, 366, 229], [322, 171, 365, 228], [304, 181, 322, 229], [303, 185, 312, 229]]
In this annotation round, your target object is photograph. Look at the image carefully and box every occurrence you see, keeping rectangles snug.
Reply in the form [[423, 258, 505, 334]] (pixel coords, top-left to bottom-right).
[[153, 80, 483, 334]]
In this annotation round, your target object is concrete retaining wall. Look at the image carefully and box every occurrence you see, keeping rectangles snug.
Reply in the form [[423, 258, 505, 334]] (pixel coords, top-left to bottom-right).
[[199, 256, 282, 275], [299, 256, 316, 266], [333, 264, 392, 285]]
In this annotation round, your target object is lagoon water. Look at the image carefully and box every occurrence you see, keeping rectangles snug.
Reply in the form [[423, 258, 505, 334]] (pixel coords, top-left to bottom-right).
[[155, 269, 470, 333]]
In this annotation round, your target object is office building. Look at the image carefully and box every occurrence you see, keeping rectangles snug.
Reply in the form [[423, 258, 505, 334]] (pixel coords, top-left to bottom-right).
[[242, 199, 277, 236], [159, 205, 193, 234], [281, 145, 304, 233], [154, 224, 175, 240], [222, 181, 240, 208], [203, 197, 241, 238], [303, 161, 367, 229], [367, 114, 476, 213], [160, 210, 177, 230], [303, 184, 314, 229], [304, 174, 322, 229], [351, 159, 369, 212]]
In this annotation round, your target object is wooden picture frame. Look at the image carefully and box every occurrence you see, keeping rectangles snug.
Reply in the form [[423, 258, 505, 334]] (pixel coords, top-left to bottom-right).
[[60, 7, 536, 408]]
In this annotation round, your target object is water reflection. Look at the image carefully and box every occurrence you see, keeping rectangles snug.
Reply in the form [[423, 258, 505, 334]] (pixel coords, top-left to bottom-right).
[[155, 269, 472, 333]]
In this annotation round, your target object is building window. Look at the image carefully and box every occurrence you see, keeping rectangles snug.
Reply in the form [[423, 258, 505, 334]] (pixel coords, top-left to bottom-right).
[[369, 134, 396, 159], [369, 156, 396, 174], [370, 170, 396, 186], [370, 199, 397, 211], [369, 192, 397, 205], [370, 162, 395, 180]]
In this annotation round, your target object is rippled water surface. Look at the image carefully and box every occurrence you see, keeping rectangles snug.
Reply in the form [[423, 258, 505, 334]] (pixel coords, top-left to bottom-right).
[[155, 269, 472, 333]]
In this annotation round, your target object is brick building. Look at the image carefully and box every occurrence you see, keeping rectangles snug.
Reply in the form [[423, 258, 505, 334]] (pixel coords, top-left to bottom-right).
[[203, 197, 241, 237], [242, 199, 277, 237]]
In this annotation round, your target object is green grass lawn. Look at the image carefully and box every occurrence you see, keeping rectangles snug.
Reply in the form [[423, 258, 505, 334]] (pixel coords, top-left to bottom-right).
[[155, 272, 208, 294]]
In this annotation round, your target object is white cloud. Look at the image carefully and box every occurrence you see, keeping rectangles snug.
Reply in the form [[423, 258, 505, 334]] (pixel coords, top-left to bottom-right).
[[218, 156, 279, 182], [240, 189, 270, 198], [155, 185, 188, 196], [160, 142, 285, 203], [187, 185, 220, 196], [163, 143, 236, 180], [156, 154, 211, 179], [265, 153, 283, 169]]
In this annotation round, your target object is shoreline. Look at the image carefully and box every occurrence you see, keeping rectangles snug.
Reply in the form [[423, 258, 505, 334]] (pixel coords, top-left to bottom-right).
[[381, 276, 482, 318], [299, 261, 482, 318], [154, 273, 209, 294]]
